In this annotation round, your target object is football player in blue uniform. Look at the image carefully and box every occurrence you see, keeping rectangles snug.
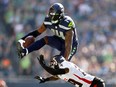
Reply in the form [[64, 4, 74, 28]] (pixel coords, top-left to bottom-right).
[[17, 3, 78, 61]]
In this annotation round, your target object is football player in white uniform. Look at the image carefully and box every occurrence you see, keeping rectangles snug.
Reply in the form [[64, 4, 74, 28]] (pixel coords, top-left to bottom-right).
[[35, 55, 105, 87]]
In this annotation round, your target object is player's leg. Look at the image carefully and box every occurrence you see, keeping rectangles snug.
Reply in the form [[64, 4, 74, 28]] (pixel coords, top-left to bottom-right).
[[90, 77, 105, 87], [27, 37, 47, 53], [18, 36, 48, 58], [47, 36, 77, 61], [46, 36, 64, 51]]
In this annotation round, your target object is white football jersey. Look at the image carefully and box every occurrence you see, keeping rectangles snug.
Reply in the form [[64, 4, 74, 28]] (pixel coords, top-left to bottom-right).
[[58, 61, 95, 87]]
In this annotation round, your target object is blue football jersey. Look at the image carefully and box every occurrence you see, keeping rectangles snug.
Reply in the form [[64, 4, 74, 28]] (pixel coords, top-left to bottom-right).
[[43, 15, 78, 45]]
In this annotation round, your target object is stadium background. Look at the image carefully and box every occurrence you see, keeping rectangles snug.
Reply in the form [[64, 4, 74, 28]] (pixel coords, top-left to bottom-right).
[[0, 0, 116, 87]]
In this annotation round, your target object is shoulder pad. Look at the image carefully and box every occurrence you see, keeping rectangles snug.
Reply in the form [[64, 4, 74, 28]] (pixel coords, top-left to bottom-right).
[[64, 16, 75, 28]]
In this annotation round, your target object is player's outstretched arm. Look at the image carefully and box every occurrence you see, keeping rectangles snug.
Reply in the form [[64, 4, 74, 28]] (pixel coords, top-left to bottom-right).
[[64, 29, 73, 60], [17, 24, 46, 50], [34, 75, 59, 83], [17, 24, 46, 59], [37, 55, 69, 75], [21, 23, 46, 40]]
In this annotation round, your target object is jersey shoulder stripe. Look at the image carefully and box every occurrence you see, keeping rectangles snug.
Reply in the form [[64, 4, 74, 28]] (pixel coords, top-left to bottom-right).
[[43, 15, 52, 25], [59, 24, 71, 30], [60, 16, 75, 30], [43, 15, 76, 31], [44, 21, 52, 25]]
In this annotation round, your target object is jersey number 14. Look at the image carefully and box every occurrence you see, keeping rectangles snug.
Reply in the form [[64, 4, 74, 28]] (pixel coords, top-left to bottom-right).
[[51, 29, 65, 39]]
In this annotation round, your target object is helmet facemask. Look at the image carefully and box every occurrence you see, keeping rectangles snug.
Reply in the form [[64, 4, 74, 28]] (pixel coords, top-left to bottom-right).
[[49, 55, 65, 69], [50, 58, 59, 69]]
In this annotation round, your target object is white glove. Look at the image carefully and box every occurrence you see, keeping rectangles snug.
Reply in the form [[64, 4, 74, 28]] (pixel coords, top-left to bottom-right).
[[18, 39, 25, 49]]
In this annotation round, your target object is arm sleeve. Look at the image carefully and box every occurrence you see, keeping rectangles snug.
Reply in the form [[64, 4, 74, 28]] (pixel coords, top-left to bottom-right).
[[21, 30, 40, 40], [40, 62, 66, 75]]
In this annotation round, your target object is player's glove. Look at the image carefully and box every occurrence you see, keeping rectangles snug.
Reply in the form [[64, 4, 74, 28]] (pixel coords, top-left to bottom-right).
[[37, 55, 46, 65], [17, 39, 26, 59], [34, 76, 46, 83], [18, 39, 25, 49]]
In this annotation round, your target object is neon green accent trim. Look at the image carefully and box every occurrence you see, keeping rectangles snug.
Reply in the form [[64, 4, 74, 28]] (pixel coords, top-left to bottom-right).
[[68, 21, 73, 27]]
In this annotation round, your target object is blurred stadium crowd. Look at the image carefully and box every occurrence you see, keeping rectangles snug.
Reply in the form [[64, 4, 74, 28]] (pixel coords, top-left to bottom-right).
[[0, 0, 116, 84]]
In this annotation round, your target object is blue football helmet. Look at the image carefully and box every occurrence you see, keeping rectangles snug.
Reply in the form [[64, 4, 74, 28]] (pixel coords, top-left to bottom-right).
[[49, 3, 64, 24]]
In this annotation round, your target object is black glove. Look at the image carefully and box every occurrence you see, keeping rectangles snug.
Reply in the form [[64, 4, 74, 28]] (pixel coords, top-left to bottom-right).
[[37, 55, 46, 65], [34, 76, 46, 83]]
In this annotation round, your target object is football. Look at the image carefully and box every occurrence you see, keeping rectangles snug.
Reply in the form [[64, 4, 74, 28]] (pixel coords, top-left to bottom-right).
[[23, 36, 35, 48]]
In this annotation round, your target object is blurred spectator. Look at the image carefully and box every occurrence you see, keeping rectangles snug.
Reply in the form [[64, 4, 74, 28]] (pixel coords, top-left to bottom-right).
[[0, 35, 5, 58], [0, 80, 7, 87], [19, 54, 32, 75], [0, 57, 15, 77]]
